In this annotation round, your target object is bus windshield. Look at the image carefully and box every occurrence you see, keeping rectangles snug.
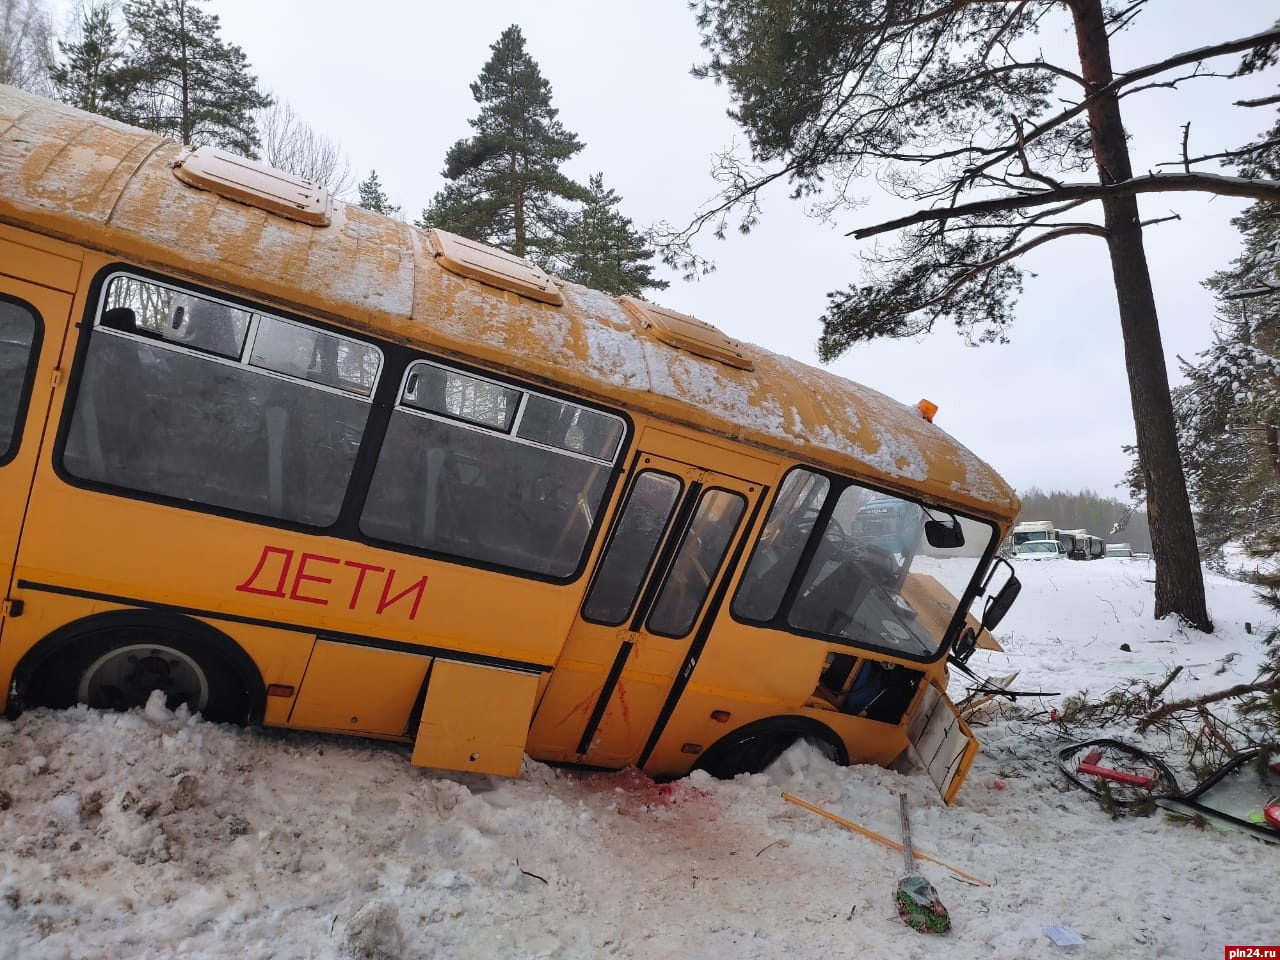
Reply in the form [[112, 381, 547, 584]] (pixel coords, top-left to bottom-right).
[[732, 468, 994, 657]]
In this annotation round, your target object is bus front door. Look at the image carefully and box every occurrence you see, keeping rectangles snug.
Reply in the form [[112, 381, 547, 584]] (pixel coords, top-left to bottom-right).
[[529, 438, 765, 770], [0, 238, 78, 673]]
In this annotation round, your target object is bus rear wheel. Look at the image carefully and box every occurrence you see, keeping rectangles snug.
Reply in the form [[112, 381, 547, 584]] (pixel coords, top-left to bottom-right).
[[20, 613, 260, 724]]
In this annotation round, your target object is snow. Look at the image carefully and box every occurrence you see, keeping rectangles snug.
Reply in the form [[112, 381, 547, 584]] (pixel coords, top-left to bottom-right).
[[1, 559, 1277, 959]]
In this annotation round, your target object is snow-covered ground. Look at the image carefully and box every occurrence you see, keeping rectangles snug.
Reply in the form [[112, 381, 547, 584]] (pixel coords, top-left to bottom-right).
[[1, 558, 1276, 959]]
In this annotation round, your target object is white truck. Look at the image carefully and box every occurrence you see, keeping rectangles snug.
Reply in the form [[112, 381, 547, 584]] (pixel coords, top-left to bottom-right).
[[1012, 520, 1081, 558]]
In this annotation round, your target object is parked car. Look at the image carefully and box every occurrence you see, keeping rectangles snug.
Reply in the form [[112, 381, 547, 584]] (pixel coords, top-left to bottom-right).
[[1014, 541, 1063, 561]]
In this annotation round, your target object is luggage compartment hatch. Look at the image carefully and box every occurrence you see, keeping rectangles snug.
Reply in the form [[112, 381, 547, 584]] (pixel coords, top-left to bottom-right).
[[412, 660, 540, 777]]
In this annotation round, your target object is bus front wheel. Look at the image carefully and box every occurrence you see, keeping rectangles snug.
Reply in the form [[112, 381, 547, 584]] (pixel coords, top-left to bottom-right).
[[19, 612, 262, 724], [693, 718, 847, 779]]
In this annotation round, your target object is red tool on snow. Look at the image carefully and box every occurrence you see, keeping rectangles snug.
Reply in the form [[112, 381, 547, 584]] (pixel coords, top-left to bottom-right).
[[1076, 747, 1157, 790]]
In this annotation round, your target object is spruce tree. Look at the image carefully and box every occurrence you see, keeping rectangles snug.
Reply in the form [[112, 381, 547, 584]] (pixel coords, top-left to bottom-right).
[[117, 0, 270, 156], [418, 25, 588, 266], [559, 173, 668, 297], [51, 2, 130, 117], [357, 170, 400, 217], [1175, 114, 1280, 559]]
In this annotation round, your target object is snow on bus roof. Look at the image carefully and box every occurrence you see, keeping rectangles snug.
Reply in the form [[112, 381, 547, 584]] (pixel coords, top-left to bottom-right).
[[0, 86, 1017, 518]]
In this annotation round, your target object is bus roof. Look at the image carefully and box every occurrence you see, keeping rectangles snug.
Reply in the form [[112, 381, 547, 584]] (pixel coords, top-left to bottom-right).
[[0, 87, 1017, 521]]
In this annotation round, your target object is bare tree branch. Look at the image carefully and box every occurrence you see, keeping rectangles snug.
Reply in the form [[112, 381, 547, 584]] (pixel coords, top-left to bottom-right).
[[931, 223, 1108, 302], [959, 26, 1280, 190], [850, 172, 1280, 239], [1237, 93, 1280, 107]]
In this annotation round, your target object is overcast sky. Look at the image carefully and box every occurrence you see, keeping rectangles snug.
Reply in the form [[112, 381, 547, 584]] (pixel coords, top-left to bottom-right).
[[54, 1, 1280, 501]]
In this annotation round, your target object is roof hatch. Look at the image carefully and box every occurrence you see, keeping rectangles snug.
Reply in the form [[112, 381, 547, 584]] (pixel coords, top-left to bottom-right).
[[622, 296, 754, 371], [173, 147, 331, 226], [428, 228, 563, 306]]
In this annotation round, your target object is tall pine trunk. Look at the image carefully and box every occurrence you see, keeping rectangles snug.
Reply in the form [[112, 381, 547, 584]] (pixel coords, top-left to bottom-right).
[[1071, 0, 1211, 631]]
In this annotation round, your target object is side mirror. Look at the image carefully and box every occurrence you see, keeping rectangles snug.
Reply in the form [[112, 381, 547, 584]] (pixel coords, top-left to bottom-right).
[[924, 517, 964, 549], [982, 573, 1022, 630]]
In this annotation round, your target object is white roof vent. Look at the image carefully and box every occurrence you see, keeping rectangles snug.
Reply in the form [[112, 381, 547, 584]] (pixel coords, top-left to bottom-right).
[[427, 228, 563, 306], [622, 296, 753, 371], [173, 146, 331, 226]]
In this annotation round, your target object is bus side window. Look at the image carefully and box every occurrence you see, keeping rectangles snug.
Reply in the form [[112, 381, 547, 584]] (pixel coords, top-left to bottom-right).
[[731, 468, 831, 622], [360, 362, 624, 579], [62, 273, 380, 527], [0, 299, 38, 463]]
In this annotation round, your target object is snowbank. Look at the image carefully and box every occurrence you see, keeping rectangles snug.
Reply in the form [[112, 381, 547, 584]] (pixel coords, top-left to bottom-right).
[[0, 559, 1276, 959]]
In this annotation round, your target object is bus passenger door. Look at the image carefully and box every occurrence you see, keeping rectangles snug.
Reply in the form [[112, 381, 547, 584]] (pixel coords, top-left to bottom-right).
[[528, 442, 763, 769], [0, 261, 76, 641]]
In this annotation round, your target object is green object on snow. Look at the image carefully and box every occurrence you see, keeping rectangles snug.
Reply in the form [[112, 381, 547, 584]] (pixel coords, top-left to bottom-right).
[[895, 876, 951, 934], [895, 794, 951, 935]]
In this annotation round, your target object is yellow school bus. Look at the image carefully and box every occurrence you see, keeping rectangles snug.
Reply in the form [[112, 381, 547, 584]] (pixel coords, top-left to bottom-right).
[[0, 87, 1021, 803]]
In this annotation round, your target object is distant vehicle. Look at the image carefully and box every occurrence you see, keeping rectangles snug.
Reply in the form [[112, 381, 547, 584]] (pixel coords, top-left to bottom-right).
[[1014, 541, 1064, 561], [1011, 520, 1056, 546], [1063, 528, 1089, 560], [1012, 520, 1079, 558], [1106, 543, 1133, 558]]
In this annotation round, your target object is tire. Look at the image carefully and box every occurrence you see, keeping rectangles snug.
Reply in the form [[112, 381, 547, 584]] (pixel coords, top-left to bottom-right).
[[19, 611, 261, 724], [694, 717, 847, 779]]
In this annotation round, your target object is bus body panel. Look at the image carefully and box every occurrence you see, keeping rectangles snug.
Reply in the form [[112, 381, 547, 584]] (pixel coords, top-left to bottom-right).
[[0, 235, 81, 653], [528, 433, 766, 768], [412, 660, 541, 777], [289, 640, 432, 738], [0, 88, 1021, 802]]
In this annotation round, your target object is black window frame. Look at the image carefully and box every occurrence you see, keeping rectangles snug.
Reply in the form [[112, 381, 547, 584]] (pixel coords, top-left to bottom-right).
[[579, 469, 685, 627], [0, 294, 43, 468], [357, 360, 629, 580], [644, 486, 747, 640], [56, 268, 384, 529]]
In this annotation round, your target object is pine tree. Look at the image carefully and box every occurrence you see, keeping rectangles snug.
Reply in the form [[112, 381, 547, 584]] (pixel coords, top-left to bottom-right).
[[357, 170, 400, 217], [418, 25, 588, 266], [50, 2, 130, 117], [559, 173, 668, 297], [117, 0, 270, 156], [670, 2, 1280, 631]]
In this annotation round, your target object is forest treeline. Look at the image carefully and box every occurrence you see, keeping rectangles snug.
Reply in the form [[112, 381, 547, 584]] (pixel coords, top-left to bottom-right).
[[1015, 488, 1152, 555]]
